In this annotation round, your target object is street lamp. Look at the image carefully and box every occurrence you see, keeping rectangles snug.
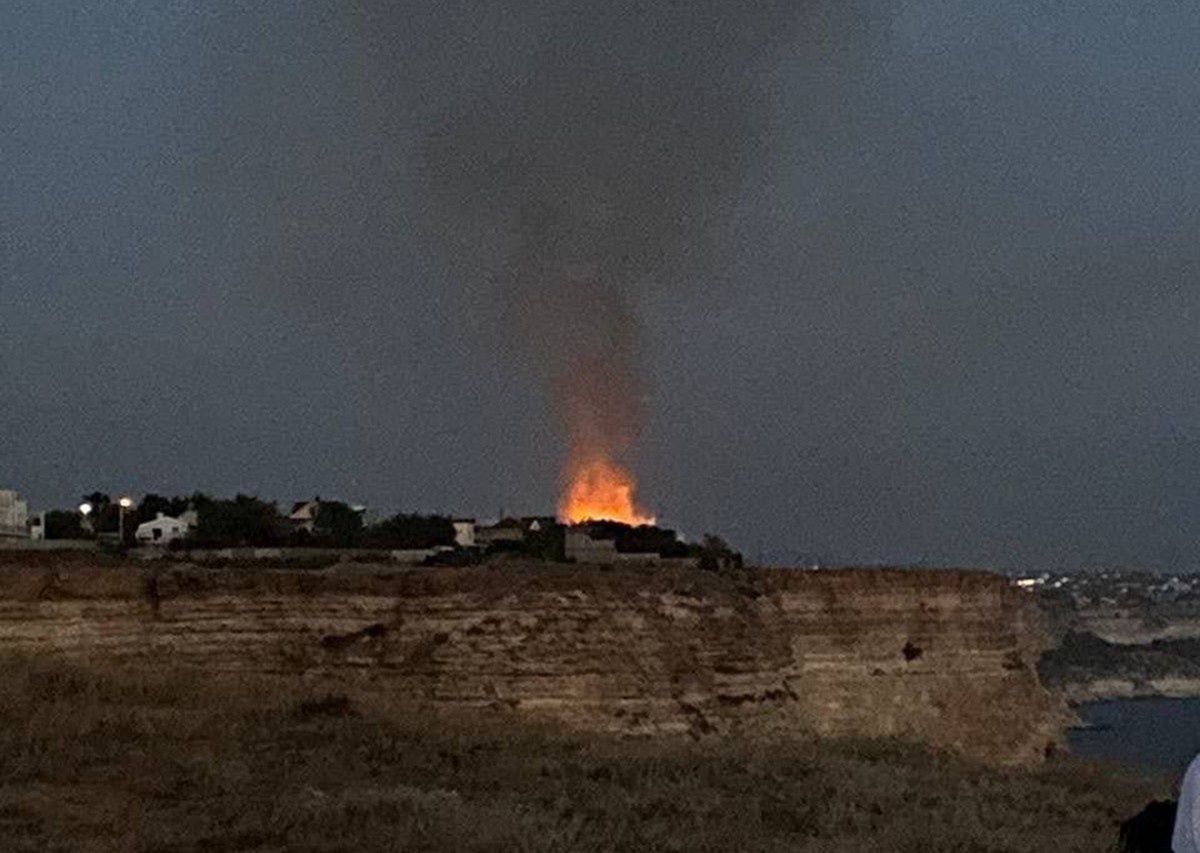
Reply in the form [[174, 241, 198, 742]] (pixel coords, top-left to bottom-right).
[[118, 497, 134, 544]]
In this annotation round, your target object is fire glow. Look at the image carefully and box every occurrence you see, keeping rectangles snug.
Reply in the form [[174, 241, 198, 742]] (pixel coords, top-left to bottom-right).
[[559, 457, 655, 526]]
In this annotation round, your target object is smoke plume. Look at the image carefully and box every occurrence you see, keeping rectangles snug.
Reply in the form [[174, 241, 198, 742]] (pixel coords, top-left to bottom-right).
[[420, 2, 794, 516]]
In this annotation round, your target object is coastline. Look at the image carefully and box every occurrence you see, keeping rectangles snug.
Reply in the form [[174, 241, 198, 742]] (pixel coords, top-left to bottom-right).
[[1059, 677, 1200, 704]]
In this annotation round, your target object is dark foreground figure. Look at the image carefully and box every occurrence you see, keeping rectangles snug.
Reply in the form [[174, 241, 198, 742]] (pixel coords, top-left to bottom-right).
[[1119, 800, 1176, 852]]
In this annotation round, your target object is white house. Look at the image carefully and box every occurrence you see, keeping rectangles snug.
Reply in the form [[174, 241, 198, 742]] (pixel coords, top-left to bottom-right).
[[453, 519, 476, 548], [289, 500, 320, 533], [135, 513, 190, 546], [0, 490, 29, 540], [288, 499, 366, 536]]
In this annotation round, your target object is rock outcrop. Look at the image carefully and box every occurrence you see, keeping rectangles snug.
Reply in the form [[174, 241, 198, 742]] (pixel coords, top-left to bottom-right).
[[0, 562, 1068, 764], [1039, 629, 1200, 702]]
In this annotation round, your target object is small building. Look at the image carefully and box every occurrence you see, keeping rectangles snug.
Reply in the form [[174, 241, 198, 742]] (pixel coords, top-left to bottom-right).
[[564, 523, 665, 564], [452, 519, 476, 548], [474, 518, 526, 548], [0, 490, 29, 540], [288, 499, 365, 537], [289, 500, 321, 533], [135, 513, 191, 546], [28, 512, 45, 541], [564, 527, 619, 562], [522, 516, 558, 533]]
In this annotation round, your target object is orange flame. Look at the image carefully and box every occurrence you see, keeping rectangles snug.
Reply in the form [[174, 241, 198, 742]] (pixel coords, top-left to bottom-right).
[[559, 457, 656, 525]]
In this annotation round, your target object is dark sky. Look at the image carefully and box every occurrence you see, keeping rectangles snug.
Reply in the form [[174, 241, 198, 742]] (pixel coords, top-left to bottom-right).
[[4, 2, 1199, 571]]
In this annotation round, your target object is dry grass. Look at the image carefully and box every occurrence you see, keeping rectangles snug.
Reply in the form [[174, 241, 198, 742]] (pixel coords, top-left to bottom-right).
[[0, 656, 1167, 852]]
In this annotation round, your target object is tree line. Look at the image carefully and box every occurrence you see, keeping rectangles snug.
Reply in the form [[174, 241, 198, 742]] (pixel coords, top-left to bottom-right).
[[42, 492, 455, 550], [39, 493, 743, 568]]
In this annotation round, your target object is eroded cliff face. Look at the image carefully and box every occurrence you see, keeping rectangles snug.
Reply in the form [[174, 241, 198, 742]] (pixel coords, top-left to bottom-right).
[[0, 563, 1067, 764]]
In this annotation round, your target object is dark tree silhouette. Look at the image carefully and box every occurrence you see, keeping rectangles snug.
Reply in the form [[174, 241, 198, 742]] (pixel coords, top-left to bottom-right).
[[313, 501, 364, 547], [363, 514, 455, 549], [194, 494, 282, 547], [43, 509, 87, 540]]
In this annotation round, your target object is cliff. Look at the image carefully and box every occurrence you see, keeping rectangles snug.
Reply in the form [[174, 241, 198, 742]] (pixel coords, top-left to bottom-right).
[[1034, 583, 1200, 701], [1039, 630, 1200, 702], [0, 561, 1067, 764]]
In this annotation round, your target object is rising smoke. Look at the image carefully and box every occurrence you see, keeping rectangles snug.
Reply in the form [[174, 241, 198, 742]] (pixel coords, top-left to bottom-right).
[[420, 1, 797, 513]]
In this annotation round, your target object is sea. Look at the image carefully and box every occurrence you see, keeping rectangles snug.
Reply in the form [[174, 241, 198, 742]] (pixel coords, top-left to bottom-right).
[[1069, 697, 1200, 775]]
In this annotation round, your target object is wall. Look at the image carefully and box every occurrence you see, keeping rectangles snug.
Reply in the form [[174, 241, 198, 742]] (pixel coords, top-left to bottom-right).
[[124, 546, 439, 563], [0, 563, 1069, 765], [0, 538, 96, 551], [564, 529, 617, 561]]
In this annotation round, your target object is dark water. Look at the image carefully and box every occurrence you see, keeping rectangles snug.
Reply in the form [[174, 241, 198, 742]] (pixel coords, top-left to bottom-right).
[[1069, 697, 1200, 774]]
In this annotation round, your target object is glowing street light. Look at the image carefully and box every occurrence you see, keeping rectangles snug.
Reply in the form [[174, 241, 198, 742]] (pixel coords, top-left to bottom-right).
[[78, 502, 95, 536], [117, 497, 134, 544]]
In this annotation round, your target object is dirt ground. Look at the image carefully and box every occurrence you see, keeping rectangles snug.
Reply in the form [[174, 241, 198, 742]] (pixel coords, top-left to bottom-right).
[[0, 655, 1168, 852]]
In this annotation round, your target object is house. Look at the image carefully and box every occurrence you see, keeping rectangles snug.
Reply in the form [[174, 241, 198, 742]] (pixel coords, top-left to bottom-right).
[[289, 500, 321, 533], [452, 519, 476, 548], [135, 512, 191, 546], [522, 516, 559, 534], [563, 522, 684, 565], [0, 490, 29, 540], [564, 526, 619, 562], [474, 518, 527, 548], [288, 499, 366, 536]]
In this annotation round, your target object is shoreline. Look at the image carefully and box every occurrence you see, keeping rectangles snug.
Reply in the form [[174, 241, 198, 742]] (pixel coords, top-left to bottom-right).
[[1059, 678, 1200, 704]]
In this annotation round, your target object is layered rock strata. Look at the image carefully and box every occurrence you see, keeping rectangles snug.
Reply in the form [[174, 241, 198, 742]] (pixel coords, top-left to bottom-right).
[[0, 563, 1067, 764]]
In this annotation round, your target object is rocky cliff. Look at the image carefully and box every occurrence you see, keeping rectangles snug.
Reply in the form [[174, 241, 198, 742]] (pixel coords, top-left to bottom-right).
[[0, 562, 1067, 764], [1034, 584, 1200, 701]]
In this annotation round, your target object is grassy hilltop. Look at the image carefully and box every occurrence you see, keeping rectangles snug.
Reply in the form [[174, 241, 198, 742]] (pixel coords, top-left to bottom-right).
[[0, 656, 1166, 852]]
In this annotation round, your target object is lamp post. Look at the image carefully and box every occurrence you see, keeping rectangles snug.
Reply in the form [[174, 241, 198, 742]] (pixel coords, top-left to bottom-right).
[[78, 502, 93, 536], [118, 497, 134, 545]]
